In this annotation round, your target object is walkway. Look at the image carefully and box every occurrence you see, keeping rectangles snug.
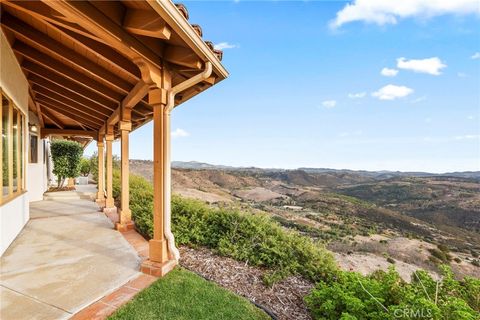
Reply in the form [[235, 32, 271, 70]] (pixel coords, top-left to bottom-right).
[[0, 186, 141, 320]]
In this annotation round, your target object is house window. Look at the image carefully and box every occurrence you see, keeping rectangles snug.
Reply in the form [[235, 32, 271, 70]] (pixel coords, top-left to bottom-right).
[[1, 90, 26, 203], [30, 134, 38, 163]]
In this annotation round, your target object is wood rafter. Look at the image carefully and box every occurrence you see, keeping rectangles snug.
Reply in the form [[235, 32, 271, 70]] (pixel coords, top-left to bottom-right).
[[40, 107, 64, 130], [39, 101, 99, 130], [41, 0, 163, 69], [31, 85, 110, 120], [123, 8, 171, 39], [3, 0, 105, 43], [1, 13, 132, 94], [25, 70, 117, 110], [35, 96, 103, 129], [16, 45, 124, 102], [28, 74, 116, 113], [164, 45, 202, 70]]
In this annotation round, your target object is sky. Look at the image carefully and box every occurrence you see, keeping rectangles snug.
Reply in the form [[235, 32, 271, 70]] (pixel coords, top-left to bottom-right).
[[85, 0, 480, 173]]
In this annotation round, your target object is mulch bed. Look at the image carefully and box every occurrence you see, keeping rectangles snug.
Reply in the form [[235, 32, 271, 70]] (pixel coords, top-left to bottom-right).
[[46, 186, 76, 192], [179, 246, 313, 320]]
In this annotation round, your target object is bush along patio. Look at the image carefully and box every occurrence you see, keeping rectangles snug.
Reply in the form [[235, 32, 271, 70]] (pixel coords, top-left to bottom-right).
[[110, 171, 480, 320]]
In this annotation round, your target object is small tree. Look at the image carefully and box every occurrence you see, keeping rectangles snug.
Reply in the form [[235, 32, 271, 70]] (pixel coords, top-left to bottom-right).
[[79, 157, 91, 177], [50, 140, 83, 187], [89, 152, 99, 182]]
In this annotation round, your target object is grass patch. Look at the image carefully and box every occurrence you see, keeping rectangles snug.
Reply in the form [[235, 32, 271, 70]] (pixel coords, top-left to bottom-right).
[[108, 268, 269, 320]]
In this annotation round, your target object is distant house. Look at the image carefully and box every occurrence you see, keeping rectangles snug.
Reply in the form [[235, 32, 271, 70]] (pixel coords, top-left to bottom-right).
[[0, 0, 228, 275]]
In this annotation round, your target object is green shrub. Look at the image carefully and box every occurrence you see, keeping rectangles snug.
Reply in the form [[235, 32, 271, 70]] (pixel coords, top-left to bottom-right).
[[112, 172, 337, 284], [50, 140, 83, 187], [79, 157, 91, 177], [305, 266, 480, 320]]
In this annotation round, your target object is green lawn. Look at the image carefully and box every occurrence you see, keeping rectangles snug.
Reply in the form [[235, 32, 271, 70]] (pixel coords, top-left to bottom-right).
[[108, 268, 270, 320]]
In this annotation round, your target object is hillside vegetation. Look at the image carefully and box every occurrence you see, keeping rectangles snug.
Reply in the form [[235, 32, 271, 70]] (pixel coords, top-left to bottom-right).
[[112, 170, 480, 319]]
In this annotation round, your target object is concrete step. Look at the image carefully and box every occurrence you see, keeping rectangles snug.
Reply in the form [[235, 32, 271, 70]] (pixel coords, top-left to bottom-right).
[[43, 191, 94, 201]]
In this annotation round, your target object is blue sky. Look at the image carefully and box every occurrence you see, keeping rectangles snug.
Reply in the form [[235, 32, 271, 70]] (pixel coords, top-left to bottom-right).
[[86, 1, 480, 173]]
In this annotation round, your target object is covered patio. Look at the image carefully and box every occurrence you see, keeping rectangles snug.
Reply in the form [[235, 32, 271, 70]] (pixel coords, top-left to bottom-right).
[[0, 186, 141, 319], [0, 0, 227, 275]]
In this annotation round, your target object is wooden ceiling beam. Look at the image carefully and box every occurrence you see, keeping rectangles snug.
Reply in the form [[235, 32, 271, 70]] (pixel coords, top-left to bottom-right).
[[123, 8, 171, 40], [16, 45, 124, 102], [28, 74, 116, 113], [25, 70, 117, 110], [40, 106, 64, 130], [1, 13, 132, 94], [41, 0, 162, 69], [28, 89, 44, 128], [35, 95, 104, 128], [3, 1, 105, 43], [41, 128, 98, 139], [53, 25, 140, 81], [164, 45, 202, 70], [31, 85, 110, 120], [40, 103, 97, 131]]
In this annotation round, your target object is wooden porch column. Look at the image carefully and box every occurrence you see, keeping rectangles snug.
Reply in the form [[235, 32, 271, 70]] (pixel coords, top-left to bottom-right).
[[116, 120, 133, 231], [95, 137, 105, 204], [104, 127, 116, 213]]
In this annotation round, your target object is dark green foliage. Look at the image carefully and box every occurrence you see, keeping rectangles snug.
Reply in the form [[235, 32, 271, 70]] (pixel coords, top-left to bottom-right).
[[79, 157, 91, 177], [305, 266, 480, 320], [50, 140, 83, 187], [112, 171, 337, 284], [429, 248, 452, 263], [89, 152, 98, 182], [386, 257, 395, 264]]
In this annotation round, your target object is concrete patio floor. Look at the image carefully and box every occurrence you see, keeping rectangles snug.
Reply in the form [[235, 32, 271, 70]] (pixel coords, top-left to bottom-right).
[[0, 186, 141, 320]]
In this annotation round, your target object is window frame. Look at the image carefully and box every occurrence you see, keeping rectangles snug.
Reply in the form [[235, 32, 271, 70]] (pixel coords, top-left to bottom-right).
[[1, 89, 27, 205]]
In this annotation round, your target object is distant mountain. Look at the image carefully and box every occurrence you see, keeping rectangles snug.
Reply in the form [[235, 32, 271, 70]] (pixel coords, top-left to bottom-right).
[[170, 161, 480, 180]]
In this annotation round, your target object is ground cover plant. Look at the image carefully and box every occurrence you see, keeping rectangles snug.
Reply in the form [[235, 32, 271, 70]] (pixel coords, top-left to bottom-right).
[[108, 268, 270, 320], [112, 172, 480, 319]]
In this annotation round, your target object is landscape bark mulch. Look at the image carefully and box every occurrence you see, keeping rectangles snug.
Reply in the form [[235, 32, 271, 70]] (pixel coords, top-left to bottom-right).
[[179, 246, 313, 320]]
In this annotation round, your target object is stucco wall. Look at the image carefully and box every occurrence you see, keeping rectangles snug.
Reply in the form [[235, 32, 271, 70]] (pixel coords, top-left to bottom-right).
[[0, 29, 30, 256], [27, 112, 49, 202]]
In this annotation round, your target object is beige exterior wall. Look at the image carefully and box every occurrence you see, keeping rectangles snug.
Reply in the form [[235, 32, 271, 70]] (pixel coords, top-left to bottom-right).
[[0, 29, 30, 255]]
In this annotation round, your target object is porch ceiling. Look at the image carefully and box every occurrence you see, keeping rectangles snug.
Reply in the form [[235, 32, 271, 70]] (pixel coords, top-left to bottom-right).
[[0, 0, 227, 143]]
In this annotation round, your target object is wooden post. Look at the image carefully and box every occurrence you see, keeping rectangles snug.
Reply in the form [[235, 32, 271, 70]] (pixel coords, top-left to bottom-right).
[[148, 88, 168, 263], [96, 137, 105, 204], [104, 127, 116, 212], [116, 120, 133, 231]]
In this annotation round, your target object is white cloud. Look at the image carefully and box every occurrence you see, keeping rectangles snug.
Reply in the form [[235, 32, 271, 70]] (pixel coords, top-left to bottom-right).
[[471, 52, 480, 59], [330, 0, 480, 29], [322, 100, 337, 108], [381, 67, 399, 77], [171, 128, 190, 138], [457, 72, 467, 78], [372, 84, 414, 100], [425, 117, 432, 123], [214, 42, 237, 50], [454, 134, 480, 140], [348, 92, 366, 99], [467, 115, 475, 120], [397, 57, 446, 75]]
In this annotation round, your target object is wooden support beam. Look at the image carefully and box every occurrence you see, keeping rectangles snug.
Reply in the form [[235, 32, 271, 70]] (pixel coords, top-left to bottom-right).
[[104, 128, 116, 210], [36, 99, 102, 130], [123, 9, 171, 39], [41, 128, 97, 139], [29, 75, 115, 114], [164, 45, 202, 70], [1, 13, 132, 94], [3, 0, 105, 43], [117, 120, 133, 231], [25, 70, 117, 110], [96, 139, 106, 203], [41, 105, 88, 130], [16, 45, 124, 102], [40, 106, 64, 129], [31, 84, 111, 119], [28, 91, 44, 128], [35, 94, 105, 125], [42, 0, 162, 69]]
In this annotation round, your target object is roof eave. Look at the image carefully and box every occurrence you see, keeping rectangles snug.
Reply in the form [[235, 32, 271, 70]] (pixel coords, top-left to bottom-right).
[[147, 0, 229, 80]]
